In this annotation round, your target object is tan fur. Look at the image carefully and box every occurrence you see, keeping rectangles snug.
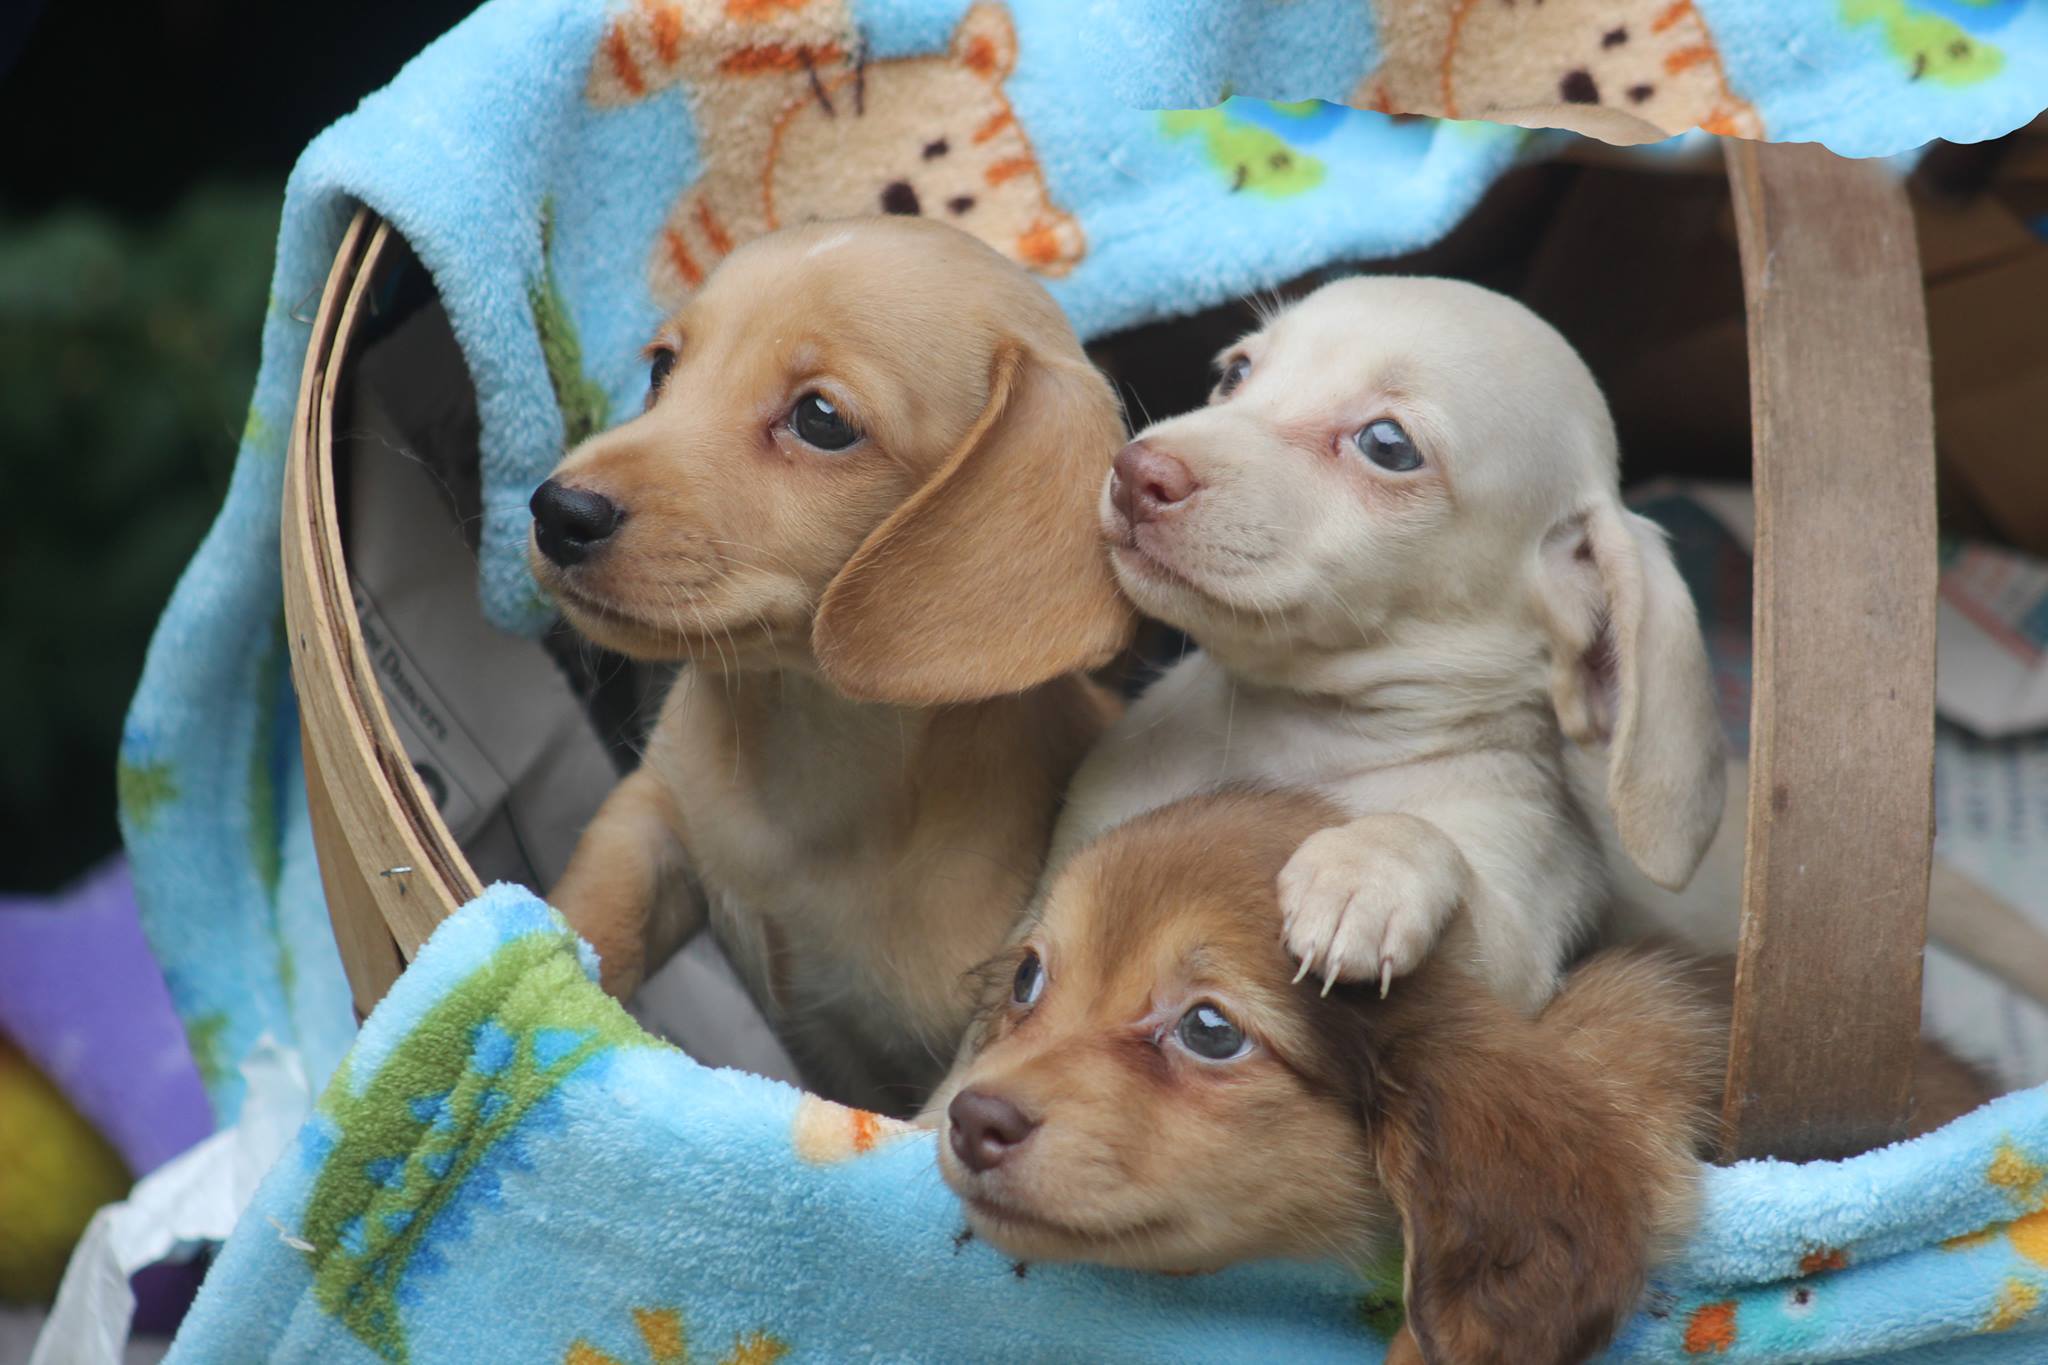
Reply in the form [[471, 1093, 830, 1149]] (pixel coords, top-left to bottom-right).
[[536, 217, 1131, 1112], [586, 0, 1083, 310], [814, 337, 1133, 703], [932, 790, 1721, 1365]]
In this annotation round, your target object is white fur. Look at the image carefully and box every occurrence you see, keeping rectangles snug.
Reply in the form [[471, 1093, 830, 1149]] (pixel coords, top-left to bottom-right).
[[802, 229, 855, 258], [1056, 277, 1725, 1012]]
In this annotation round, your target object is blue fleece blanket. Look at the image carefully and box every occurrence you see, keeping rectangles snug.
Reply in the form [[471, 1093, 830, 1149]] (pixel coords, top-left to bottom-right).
[[166, 891, 2048, 1363], [1107, 0, 2048, 158], [117, 7, 2048, 1355]]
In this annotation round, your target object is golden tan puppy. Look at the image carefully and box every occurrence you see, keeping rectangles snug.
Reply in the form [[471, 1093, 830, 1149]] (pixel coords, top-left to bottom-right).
[[933, 790, 1722, 1365], [530, 217, 1132, 1113]]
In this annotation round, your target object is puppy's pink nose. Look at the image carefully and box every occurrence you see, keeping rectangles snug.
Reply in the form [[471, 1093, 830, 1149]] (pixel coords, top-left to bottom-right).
[[948, 1088, 1038, 1173], [1111, 441, 1198, 526]]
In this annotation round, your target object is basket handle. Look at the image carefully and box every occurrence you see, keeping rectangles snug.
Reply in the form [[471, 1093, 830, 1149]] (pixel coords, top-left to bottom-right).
[[1719, 141, 1938, 1162], [284, 210, 478, 1020]]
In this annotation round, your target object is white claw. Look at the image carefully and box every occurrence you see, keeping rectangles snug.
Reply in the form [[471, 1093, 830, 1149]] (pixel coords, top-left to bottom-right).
[[1320, 963, 1337, 998], [1379, 960, 1394, 999], [1292, 955, 1314, 986]]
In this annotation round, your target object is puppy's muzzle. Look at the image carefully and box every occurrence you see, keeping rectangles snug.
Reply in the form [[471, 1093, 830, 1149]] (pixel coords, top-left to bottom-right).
[[947, 1089, 1038, 1172], [531, 478, 622, 567], [1110, 441, 1198, 528]]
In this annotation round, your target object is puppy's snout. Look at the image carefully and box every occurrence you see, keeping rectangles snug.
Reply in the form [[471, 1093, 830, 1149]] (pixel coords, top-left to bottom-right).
[[947, 1088, 1038, 1173], [1110, 442, 1198, 526], [530, 478, 622, 567]]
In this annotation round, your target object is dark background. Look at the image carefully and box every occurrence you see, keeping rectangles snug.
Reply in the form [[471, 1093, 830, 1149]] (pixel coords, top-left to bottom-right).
[[0, 1, 476, 891]]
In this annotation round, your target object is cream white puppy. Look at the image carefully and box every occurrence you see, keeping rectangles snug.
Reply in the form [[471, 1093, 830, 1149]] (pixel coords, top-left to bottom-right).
[[1053, 276, 1725, 1011]]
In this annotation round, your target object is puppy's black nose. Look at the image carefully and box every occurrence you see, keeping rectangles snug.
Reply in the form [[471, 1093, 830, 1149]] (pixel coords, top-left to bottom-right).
[[948, 1089, 1037, 1173], [530, 479, 621, 567], [1111, 441, 1198, 527]]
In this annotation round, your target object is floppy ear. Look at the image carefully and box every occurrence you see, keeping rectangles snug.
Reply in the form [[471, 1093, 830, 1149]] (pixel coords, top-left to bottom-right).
[[1365, 973, 1691, 1365], [1536, 498, 1725, 890], [812, 342, 1135, 705]]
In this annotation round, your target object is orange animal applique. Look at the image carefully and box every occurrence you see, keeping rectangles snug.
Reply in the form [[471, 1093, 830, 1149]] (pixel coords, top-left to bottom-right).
[[1990, 1275, 2042, 1332], [588, 0, 1083, 310], [1942, 1145, 2048, 1260], [1798, 1245, 1849, 1275], [1355, 0, 1762, 145], [1682, 1299, 1738, 1354], [1989, 1140, 2047, 1211], [790, 1092, 918, 1164], [564, 1306, 789, 1365]]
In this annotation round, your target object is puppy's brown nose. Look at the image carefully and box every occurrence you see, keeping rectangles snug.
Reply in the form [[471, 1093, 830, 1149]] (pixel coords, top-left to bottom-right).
[[531, 478, 621, 567], [1111, 442, 1198, 526], [948, 1089, 1037, 1173]]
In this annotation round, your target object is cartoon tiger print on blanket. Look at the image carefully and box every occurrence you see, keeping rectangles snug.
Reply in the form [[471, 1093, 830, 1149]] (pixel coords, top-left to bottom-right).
[[588, 0, 1085, 309], [1355, 0, 1763, 144]]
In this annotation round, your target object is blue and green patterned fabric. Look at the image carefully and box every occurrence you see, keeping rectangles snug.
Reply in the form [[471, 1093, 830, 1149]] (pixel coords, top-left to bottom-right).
[[168, 889, 2048, 1363]]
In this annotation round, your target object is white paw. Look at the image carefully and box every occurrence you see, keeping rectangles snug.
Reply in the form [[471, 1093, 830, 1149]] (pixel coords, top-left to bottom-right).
[[1277, 822, 1461, 994]]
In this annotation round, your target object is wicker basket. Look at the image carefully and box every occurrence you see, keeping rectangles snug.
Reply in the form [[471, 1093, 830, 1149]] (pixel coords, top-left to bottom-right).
[[285, 138, 1941, 1162]]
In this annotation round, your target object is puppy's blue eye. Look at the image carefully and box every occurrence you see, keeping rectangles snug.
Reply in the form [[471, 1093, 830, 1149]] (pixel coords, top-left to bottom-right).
[[1216, 355, 1251, 398], [1355, 419, 1421, 472], [790, 392, 862, 452], [1176, 1003, 1248, 1060], [1012, 951, 1046, 1007]]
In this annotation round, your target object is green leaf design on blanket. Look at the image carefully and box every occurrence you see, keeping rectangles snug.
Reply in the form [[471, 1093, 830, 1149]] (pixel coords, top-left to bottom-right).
[[1843, 0, 2007, 86], [1161, 107, 1326, 198], [116, 755, 179, 832], [247, 615, 285, 901], [302, 931, 653, 1363], [530, 197, 610, 448], [1352, 1242, 1407, 1340], [183, 1011, 232, 1092]]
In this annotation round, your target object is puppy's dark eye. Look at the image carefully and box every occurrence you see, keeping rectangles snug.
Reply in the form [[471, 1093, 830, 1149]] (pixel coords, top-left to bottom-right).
[[1216, 355, 1251, 398], [647, 346, 677, 399], [1175, 1003, 1248, 1060], [789, 392, 862, 452], [1355, 418, 1421, 472], [1012, 951, 1046, 1007]]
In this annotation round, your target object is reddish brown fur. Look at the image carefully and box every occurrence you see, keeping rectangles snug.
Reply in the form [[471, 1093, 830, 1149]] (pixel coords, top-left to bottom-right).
[[934, 790, 1993, 1359], [932, 790, 1722, 1362], [929, 785, 1982, 1358]]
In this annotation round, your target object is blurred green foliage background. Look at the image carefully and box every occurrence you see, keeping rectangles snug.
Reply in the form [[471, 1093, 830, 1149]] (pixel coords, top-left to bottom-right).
[[0, 191, 273, 889], [0, 1, 475, 891]]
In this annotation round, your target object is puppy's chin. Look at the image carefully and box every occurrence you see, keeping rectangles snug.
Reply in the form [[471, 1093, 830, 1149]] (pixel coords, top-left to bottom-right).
[[529, 548, 798, 666], [1109, 538, 1327, 661], [940, 1152, 1191, 1270], [1108, 535, 1222, 628], [956, 1191, 1194, 1271]]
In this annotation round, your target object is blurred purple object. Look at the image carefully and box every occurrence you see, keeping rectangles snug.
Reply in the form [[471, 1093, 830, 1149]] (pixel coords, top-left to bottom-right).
[[132, 1257, 209, 1336], [0, 856, 213, 1176]]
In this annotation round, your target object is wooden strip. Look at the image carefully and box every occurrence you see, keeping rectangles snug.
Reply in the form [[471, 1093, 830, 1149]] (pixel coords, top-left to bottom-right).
[[301, 718, 405, 1019], [284, 211, 479, 1014], [1720, 141, 1938, 1162], [308, 221, 482, 924]]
